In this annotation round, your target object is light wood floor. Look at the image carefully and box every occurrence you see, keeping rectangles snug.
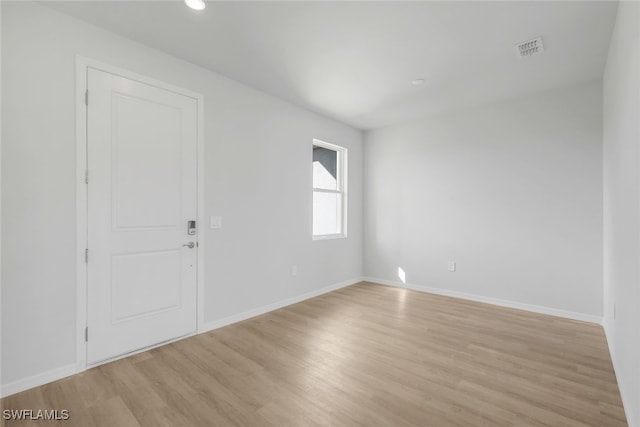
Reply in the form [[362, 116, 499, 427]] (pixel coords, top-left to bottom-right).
[[2, 282, 627, 427]]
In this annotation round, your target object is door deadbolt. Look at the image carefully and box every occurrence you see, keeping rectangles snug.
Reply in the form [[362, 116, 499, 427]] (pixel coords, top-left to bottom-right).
[[187, 220, 196, 235]]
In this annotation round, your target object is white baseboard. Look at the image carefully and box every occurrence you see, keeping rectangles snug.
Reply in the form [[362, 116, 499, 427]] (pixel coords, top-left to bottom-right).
[[363, 277, 603, 325], [602, 321, 635, 427], [0, 363, 81, 399], [200, 277, 363, 333]]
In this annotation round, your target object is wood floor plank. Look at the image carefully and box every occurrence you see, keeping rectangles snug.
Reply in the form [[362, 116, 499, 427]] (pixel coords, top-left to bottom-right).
[[2, 282, 627, 426]]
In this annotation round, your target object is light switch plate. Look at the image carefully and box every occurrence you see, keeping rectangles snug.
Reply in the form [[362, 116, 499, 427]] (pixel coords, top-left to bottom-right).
[[210, 216, 222, 229]]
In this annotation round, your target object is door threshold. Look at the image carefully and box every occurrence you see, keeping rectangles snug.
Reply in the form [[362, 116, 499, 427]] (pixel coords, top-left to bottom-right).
[[86, 330, 197, 369]]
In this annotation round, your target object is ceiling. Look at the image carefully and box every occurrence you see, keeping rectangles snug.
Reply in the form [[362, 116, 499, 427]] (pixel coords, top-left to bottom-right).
[[45, 1, 618, 130]]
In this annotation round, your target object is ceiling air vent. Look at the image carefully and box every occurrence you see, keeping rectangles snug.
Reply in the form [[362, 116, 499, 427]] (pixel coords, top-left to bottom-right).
[[515, 37, 544, 58]]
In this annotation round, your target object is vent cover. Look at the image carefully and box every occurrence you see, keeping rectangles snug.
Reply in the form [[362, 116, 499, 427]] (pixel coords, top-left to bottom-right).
[[515, 37, 544, 58]]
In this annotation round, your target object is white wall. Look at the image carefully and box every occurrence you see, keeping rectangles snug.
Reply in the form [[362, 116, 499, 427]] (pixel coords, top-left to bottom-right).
[[0, 0, 4, 393], [1, 2, 363, 389], [364, 81, 603, 318], [603, 2, 640, 426]]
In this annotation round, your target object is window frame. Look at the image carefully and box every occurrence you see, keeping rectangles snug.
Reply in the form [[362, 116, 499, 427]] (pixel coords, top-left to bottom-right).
[[312, 139, 348, 240]]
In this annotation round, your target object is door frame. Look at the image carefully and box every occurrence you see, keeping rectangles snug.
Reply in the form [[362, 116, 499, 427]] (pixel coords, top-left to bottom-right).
[[75, 56, 205, 370]]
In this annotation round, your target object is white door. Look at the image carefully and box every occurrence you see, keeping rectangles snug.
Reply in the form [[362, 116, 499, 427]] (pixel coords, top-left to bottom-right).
[[86, 68, 198, 364]]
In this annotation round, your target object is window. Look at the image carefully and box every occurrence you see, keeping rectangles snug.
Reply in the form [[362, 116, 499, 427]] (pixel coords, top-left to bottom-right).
[[313, 139, 347, 239]]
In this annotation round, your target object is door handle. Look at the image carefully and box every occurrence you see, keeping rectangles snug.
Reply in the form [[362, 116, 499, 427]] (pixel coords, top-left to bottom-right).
[[182, 242, 196, 249]]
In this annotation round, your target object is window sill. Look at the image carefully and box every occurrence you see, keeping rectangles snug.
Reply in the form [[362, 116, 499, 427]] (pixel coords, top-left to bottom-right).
[[312, 234, 347, 241]]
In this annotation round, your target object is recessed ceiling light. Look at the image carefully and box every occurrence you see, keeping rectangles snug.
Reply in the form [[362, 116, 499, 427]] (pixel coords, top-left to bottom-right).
[[411, 78, 425, 86], [185, 0, 206, 11]]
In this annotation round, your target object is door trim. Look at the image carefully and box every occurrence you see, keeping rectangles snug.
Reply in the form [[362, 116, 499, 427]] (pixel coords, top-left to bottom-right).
[[75, 55, 205, 371]]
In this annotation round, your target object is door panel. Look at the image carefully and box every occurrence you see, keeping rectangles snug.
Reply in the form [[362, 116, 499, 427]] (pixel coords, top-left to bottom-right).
[[111, 93, 182, 230], [111, 249, 182, 323], [87, 68, 198, 364]]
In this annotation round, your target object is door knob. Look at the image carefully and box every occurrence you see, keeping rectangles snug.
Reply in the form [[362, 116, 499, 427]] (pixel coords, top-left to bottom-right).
[[182, 242, 196, 249]]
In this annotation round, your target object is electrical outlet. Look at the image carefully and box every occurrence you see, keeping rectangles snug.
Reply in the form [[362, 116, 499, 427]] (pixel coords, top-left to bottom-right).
[[448, 261, 456, 272], [291, 265, 297, 277]]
